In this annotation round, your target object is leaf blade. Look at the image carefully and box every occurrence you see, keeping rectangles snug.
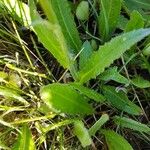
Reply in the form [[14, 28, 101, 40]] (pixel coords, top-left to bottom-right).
[[40, 83, 94, 115], [101, 130, 133, 150], [52, 0, 82, 53], [103, 86, 142, 115], [12, 124, 36, 150], [78, 28, 150, 83], [113, 116, 150, 134]]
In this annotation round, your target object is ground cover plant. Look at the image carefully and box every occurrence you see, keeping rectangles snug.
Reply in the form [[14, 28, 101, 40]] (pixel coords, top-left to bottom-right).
[[0, 0, 150, 149]]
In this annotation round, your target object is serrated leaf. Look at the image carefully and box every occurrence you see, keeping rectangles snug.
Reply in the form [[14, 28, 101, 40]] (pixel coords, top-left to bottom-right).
[[77, 28, 150, 83], [40, 83, 94, 115], [74, 120, 92, 147], [99, 0, 122, 41], [51, 0, 82, 52], [89, 114, 109, 136], [114, 116, 150, 134], [29, 0, 71, 68], [125, 10, 144, 32], [101, 130, 133, 150], [99, 67, 129, 84], [79, 41, 93, 70], [103, 86, 142, 115], [70, 82, 105, 102], [132, 76, 150, 88], [12, 124, 36, 150]]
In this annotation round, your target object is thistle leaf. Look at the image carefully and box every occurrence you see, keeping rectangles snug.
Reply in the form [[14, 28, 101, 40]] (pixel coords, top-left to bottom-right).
[[77, 29, 150, 83]]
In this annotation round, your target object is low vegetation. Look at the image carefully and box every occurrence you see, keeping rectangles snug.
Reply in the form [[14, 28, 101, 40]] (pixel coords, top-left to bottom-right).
[[0, 0, 150, 149]]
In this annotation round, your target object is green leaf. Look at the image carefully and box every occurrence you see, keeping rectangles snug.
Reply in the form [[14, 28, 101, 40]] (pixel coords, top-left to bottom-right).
[[143, 43, 150, 56], [1, 0, 31, 27], [74, 120, 92, 147], [52, 0, 82, 52], [103, 86, 142, 115], [89, 114, 109, 136], [125, 10, 144, 32], [79, 41, 93, 70], [0, 86, 29, 105], [77, 28, 150, 83], [99, 67, 129, 85], [76, 1, 89, 21], [29, 0, 71, 69], [40, 83, 94, 115], [12, 124, 36, 150], [113, 116, 150, 134], [124, 0, 150, 11], [132, 76, 150, 88], [99, 0, 122, 41], [117, 15, 128, 30], [70, 82, 105, 102], [101, 130, 133, 150]]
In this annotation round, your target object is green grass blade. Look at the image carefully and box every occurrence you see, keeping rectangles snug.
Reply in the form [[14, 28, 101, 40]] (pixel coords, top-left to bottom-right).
[[12, 124, 36, 150], [77, 28, 150, 83], [1, 0, 31, 27]]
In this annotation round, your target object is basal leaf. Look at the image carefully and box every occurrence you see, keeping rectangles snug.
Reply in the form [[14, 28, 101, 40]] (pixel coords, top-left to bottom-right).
[[12, 124, 36, 150], [77, 28, 150, 83], [40, 83, 94, 115], [99, 0, 122, 41], [29, 0, 71, 68], [99, 67, 129, 85], [74, 120, 92, 147], [79, 41, 93, 70], [101, 130, 133, 150], [89, 114, 109, 136], [113, 116, 150, 134], [132, 76, 150, 88], [125, 0, 150, 11], [124, 0, 150, 20], [103, 86, 142, 115], [52, 0, 82, 53], [125, 10, 144, 32], [70, 82, 105, 102]]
